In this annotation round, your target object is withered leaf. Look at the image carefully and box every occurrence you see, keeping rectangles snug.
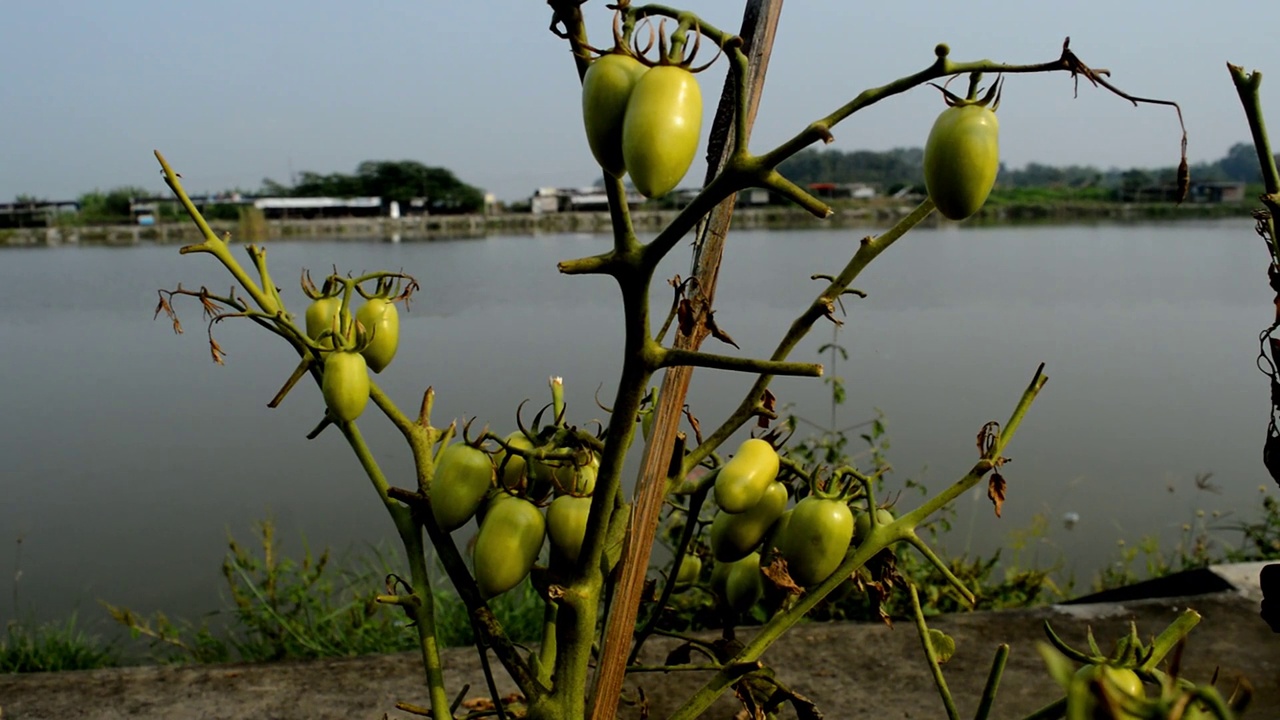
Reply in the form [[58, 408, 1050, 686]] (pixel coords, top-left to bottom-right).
[[665, 642, 695, 667], [790, 690, 826, 720], [988, 472, 1007, 518], [706, 311, 740, 349], [677, 298, 695, 337], [761, 556, 804, 596], [460, 697, 495, 711]]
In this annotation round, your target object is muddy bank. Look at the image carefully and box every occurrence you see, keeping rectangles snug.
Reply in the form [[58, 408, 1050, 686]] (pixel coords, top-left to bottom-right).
[[1, 591, 1275, 719]]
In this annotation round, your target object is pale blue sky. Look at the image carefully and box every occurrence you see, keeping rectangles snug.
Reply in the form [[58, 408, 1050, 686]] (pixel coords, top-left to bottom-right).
[[1, 1, 1276, 202]]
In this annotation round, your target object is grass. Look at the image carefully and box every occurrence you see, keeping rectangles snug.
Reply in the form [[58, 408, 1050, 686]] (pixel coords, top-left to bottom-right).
[[1, 614, 118, 673]]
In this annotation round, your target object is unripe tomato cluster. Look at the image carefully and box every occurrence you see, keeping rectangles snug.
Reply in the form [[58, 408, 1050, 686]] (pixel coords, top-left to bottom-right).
[[424, 430, 601, 599], [685, 438, 893, 614], [304, 288, 402, 423], [582, 51, 703, 199]]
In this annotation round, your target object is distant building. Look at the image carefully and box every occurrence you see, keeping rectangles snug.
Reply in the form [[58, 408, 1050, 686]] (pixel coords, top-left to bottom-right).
[[807, 182, 877, 200], [528, 187, 646, 213], [0, 200, 79, 229]]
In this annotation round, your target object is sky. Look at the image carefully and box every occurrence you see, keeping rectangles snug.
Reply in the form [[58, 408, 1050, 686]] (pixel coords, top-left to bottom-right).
[[1, 1, 1277, 203]]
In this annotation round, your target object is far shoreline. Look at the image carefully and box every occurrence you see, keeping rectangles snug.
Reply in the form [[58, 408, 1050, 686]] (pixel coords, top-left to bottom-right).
[[0, 201, 1255, 248]]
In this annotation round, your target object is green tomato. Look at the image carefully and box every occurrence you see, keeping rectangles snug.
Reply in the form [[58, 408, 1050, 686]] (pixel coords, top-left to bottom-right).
[[853, 508, 897, 544], [1069, 665, 1145, 719], [355, 297, 399, 373], [724, 552, 763, 614], [547, 494, 592, 563], [582, 52, 648, 178], [672, 554, 702, 593], [473, 494, 545, 598], [779, 496, 854, 587], [430, 443, 495, 532], [321, 350, 370, 422], [495, 432, 534, 492], [714, 438, 780, 513], [305, 296, 341, 349], [923, 102, 1000, 221], [621, 65, 703, 199], [531, 448, 599, 497], [710, 481, 788, 563]]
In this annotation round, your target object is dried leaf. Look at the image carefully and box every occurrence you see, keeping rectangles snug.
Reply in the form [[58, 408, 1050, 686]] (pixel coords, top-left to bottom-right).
[[665, 642, 695, 666], [789, 691, 825, 720], [706, 311, 740, 349], [761, 556, 804, 596], [677, 298, 695, 337], [1176, 156, 1190, 205], [460, 697, 495, 711], [757, 390, 777, 429], [683, 406, 704, 445], [988, 472, 1007, 518], [928, 628, 957, 663], [976, 421, 999, 457], [209, 337, 226, 366]]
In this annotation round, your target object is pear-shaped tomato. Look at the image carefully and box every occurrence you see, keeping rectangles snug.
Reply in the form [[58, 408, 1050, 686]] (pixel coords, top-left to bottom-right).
[[305, 296, 342, 348], [495, 432, 534, 492], [621, 65, 703, 199], [547, 494, 592, 563], [710, 481, 788, 562], [474, 494, 545, 598], [1069, 665, 1145, 720], [355, 297, 399, 373], [923, 101, 1000, 221], [672, 554, 701, 593], [714, 439, 780, 513], [582, 52, 648, 178], [531, 449, 599, 497], [321, 350, 369, 422], [430, 443, 495, 532], [853, 508, 897, 545], [724, 552, 763, 613], [779, 496, 854, 587]]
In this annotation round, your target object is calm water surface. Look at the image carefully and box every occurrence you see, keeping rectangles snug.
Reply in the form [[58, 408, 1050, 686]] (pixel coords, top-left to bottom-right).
[[0, 220, 1272, 626]]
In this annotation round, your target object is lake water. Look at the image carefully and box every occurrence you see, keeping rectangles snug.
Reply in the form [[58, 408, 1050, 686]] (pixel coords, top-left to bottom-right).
[[0, 220, 1273, 628]]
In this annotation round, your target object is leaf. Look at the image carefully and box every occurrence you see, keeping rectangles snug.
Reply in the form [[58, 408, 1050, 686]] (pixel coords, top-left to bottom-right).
[[677, 298, 695, 337], [928, 628, 956, 664], [789, 691, 826, 720], [1036, 641, 1077, 689], [987, 472, 1007, 518], [760, 556, 804, 596], [706, 311, 740, 349], [665, 642, 695, 666]]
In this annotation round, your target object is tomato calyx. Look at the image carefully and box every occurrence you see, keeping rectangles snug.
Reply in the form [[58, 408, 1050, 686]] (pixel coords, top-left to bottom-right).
[[930, 75, 1003, 111]]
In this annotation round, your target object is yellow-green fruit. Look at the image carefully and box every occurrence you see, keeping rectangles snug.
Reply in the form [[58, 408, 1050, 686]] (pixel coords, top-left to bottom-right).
[[321, 350, 370, 422], [779, 496, 853, 587], [547, 495, 592, 563], [710, 481, 788, 562], [582, 53, 648, 178], [473, 495, 545, 598], [713, 439, 780, 513], [673, 555, 701, 592], [1069, 665, 1145, 720], [355, 298, 399, 373], [923, 102, 1000, 221], [621, 65, 703, 199], [495, 432, 534, 492]]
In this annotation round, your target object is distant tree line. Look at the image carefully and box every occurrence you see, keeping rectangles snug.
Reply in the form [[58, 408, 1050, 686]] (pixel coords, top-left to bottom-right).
[[779, 142, 1279, 194], [261, 160, 485, 214]]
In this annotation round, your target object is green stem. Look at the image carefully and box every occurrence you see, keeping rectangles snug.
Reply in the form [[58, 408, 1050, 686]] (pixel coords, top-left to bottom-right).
[[909, 584, 960, 720], [1138, 609, 1201, 673], [1227, 63, 1280, 266], [656, 346, 822, 377], [336, 419, 450, 720], [904, 531, 976, 607], [975, 644, 1010, 720]]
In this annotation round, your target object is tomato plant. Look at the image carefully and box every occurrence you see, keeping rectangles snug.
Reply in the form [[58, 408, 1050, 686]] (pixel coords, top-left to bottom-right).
[[153, 4, 1198, 718]]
